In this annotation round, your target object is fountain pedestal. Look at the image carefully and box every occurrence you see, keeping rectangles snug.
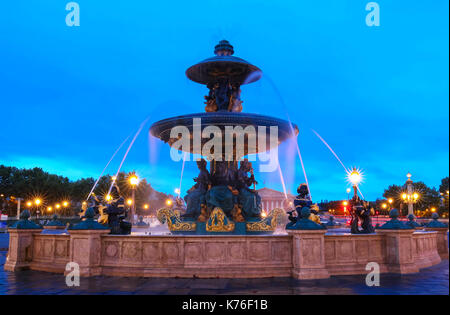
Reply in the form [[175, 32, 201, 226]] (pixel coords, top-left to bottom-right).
[[425, 227, 449, 260], [376, 229, 421, 274], [4, 229, 42, 272], [288, 229, 329, 280], [68, 229, 110, 277]]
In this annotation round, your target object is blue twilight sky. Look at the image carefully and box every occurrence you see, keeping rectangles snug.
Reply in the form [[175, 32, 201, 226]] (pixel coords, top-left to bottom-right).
[[0, 1, 448, 201]]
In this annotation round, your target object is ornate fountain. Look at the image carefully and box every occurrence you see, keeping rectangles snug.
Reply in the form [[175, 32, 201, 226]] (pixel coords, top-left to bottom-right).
[[5, 40, 446, 280], [151, 40, 298, 234]]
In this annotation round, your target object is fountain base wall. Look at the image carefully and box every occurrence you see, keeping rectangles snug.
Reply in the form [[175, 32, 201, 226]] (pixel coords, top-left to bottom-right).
[[4, 228, 446, 279]]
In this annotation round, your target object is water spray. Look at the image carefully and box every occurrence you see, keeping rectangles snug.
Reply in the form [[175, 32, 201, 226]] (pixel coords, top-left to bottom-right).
[[312, 129, 365, 199], [107, 116, 151, 196], [260, 73, 313, 200], [177, 151, 188, 198], [86, 135, 131, 200]]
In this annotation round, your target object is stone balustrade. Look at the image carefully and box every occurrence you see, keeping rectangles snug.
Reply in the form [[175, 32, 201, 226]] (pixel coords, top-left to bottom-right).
[[4, 228, 446, 279]]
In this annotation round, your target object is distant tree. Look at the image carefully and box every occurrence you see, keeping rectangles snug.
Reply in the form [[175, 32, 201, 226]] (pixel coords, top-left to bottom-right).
[[0, 165, 171, 217], [70, 177, 95, 202], [439, 177, 449, 213], [413, 181, 441, 211], [383, 184, 403, 210]]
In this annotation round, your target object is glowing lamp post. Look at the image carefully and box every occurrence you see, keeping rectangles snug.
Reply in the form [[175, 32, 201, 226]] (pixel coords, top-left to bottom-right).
[[401, 172, 419, 216], [346, 188, 351, 199], [388, 198, 393, 209], [129, 172, 139, 224], [34, 198, 42, 218], [347, 168, 362, 200]]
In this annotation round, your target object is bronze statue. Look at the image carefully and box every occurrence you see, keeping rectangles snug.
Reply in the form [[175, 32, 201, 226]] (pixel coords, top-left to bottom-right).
[[350, 198, 374, 234], [105, 184, 132, 235], [236, 160, 261, 219], [183, 159, 211, 220]]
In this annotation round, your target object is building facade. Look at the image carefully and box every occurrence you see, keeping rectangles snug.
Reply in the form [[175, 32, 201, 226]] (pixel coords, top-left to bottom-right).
[[257, 188, 296, 211]]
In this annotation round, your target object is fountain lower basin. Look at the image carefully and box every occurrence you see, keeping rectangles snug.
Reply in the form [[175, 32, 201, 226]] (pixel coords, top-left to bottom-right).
[[4, 227, 446, 279]]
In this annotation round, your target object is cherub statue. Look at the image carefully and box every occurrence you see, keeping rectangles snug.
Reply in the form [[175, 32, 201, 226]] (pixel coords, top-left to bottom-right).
[[350, 201, 374, 234], [228, 83, 243, 112], [204, 82, 218, 112]]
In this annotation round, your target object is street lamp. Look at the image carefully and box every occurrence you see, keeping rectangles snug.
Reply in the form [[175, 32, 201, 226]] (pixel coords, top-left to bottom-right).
[[128, 172, 139, 224], [347, 167, 363, 200], [346, 188, 351, 199], [34, 198, 42, 218], [342, 201, 348, 216]]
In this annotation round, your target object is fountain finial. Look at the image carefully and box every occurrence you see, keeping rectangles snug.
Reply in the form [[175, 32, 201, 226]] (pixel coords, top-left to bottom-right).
[[214, 40, 234, 56]]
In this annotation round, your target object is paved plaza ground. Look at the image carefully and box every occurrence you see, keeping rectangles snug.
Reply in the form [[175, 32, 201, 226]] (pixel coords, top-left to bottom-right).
[[0, 233, 448, 295]]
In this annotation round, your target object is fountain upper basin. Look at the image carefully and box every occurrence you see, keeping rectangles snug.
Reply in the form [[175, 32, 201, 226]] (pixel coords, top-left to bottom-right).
[[149, 112, 299, 156]]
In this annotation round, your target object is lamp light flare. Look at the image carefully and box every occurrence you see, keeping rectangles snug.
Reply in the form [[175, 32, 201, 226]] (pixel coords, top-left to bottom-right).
[[347, 167, 363, 186], [166, 199, 173, 206], [127, 199, 133, 205], [129, 174, 139, 186], [143, 204, 149, 209]]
